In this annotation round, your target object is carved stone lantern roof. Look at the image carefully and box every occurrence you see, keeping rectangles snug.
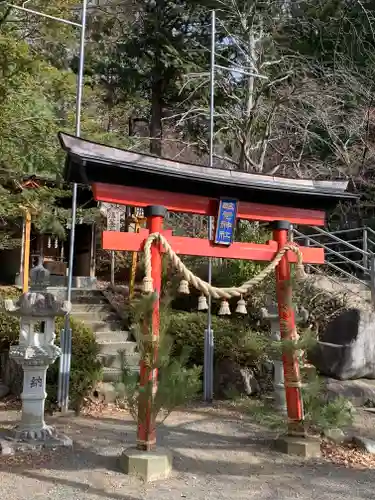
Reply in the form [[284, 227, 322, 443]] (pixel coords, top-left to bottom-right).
[[4, 292, 71, 318], [4, 257, 71, 318]]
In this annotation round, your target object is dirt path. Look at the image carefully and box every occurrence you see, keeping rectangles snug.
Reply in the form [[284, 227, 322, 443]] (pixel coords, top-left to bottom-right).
[[0, 405, 375, 500]]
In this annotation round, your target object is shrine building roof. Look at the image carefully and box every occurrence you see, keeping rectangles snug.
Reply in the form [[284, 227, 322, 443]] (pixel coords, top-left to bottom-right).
[[59, 132, 356, 211]]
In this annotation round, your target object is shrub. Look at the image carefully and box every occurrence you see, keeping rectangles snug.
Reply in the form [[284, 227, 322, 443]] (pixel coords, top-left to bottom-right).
[[47, 317, 102, 413], [210, 221, 271, 289], [167, 312, 268, 369], [120, 295, 201, 425], [0, 287, 22, 350], [302, 378, 354, 432]]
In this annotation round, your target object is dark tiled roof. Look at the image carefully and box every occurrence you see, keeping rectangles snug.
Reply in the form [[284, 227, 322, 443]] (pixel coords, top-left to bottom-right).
[[59, 132, 357, 211]]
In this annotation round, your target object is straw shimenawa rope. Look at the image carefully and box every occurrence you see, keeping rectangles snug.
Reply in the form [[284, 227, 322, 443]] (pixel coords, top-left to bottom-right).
[[142, 232, 306, 299]]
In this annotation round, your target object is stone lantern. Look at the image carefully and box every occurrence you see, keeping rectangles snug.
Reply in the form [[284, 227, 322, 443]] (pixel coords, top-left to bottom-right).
[[3, 259, 71, 442]]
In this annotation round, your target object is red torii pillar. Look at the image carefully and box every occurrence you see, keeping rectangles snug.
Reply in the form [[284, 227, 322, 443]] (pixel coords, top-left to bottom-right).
[[93, 183, 325, 450]]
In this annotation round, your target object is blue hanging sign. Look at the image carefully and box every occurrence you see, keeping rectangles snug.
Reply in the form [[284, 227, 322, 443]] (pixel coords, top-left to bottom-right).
[[214, 198, 238, 246]]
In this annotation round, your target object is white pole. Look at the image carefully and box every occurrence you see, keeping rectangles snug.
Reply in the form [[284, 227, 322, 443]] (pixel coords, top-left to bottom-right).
[[204, 10, 216, 403], [61, 0, 88, 413]]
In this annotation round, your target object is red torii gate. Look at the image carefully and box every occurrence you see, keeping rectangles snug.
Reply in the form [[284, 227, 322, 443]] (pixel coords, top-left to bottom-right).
[[97, 186, 323, 449], [59, 132, 355, 452]]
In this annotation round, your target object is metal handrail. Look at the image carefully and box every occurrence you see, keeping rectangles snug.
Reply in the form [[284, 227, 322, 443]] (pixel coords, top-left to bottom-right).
[[293, 229, 368, 273], [309, 262, 369, 288], [294, 227, 375, 248], [299, 227, 362, 238], [311, 226, 370, 257], [292, 225, 375, 305], [365, 226, 375, 238], [297, 239, 363, 247]]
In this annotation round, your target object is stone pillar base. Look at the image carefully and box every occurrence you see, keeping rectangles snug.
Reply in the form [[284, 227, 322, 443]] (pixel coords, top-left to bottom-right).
[[119, 447, 172, 482], [0, 429, 72, 456], [275, 435, 321, 458], [15, 423, 55, 441]]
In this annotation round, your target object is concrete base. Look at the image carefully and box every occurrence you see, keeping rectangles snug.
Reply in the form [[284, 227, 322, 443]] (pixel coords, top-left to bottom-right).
[[275, 435, 321, 458], [119, 447, 172, 482]]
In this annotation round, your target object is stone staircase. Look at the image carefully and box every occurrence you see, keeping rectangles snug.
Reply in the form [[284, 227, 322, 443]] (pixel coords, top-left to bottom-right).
[[70, 290, 139, 382]]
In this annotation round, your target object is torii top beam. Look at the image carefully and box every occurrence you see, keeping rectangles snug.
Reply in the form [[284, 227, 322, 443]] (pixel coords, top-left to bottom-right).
[[59, 132, 356, 226]]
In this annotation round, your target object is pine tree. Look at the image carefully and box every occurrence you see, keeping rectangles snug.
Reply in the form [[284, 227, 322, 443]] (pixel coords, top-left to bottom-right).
[[85, 0, 215, 156], [118, 294, 202, 424]]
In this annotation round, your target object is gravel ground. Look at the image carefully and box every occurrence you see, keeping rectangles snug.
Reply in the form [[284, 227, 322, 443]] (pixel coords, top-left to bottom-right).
[[1, 405, 375, 500]]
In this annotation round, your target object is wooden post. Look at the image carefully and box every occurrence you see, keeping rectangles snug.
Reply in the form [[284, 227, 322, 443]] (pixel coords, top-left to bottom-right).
[[23, 209, 31, 293], [137, 205, 166, 451], [129, 250, 138, 299], [89, 223, 96, 278], [110, 251, 115, 286], [129, 217, 141, 300], [19, 218, 26, 283], [272, 220, 305, 437]]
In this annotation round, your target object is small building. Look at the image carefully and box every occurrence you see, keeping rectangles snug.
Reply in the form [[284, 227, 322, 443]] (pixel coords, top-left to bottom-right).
[[0, 176, 98, 289]]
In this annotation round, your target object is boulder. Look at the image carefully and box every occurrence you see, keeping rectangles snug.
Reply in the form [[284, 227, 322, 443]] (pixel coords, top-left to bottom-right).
[[322, 377, 375, 407], [309, 308, 375, 380], [214, 359, 260, 399], [92, 382, 117, 403], [352, 436, 375, 454], [323, 428, 346, 444]]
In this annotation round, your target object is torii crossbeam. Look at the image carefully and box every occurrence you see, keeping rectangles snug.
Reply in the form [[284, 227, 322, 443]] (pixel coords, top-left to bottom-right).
[[59, 132, 356, 452]]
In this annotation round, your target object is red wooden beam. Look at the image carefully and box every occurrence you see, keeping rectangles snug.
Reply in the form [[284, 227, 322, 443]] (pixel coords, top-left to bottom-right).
[[103, 230, 324, 264], [93, 183, 326, 226]]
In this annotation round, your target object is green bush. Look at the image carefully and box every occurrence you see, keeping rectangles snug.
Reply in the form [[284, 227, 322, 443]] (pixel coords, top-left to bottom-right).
[[167, 312, 268, 369], [211, 221, 271, 289], [302, 378, 354, 432], [0, 287, 22, 350], [47, 317, 102, 413]]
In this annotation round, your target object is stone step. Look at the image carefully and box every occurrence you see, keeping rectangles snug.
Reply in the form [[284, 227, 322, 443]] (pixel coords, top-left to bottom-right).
[[100, 351, 140, 370], [102, 366, 139, 383], [70, 289, 103, 297], [80, 319, 125, 332], [71, 304, 112, 314], [95, 330, 132, 343], [48, 276, 97, 289], [73, 295, 108, 305], [98, 341, 138, 356], [72, 311, 120, 322], [48, 288, 105, 302]]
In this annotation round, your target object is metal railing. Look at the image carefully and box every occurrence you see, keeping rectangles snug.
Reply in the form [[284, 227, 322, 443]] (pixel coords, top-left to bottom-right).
[[292, 225, 375, 303]]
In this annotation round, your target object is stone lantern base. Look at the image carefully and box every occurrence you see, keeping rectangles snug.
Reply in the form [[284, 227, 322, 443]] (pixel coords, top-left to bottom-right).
[[0, 430, 72, 456], [0, 343, 73, 456]]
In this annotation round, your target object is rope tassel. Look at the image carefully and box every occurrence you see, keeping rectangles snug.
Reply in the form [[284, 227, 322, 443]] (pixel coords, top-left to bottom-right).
[[178, 279, 190, 294], [218, 299, 231, 316], [198, 294, 208, 311], [235, 297, 247, 315], [295, 263, 307, 281], [142, 276, 154, 294]]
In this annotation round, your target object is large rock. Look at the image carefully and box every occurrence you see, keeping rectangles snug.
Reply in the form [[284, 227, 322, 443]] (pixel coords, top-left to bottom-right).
[[309, 308, 375, 380], [214, 359, 260, 399], [322, 377, 375, 407]]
